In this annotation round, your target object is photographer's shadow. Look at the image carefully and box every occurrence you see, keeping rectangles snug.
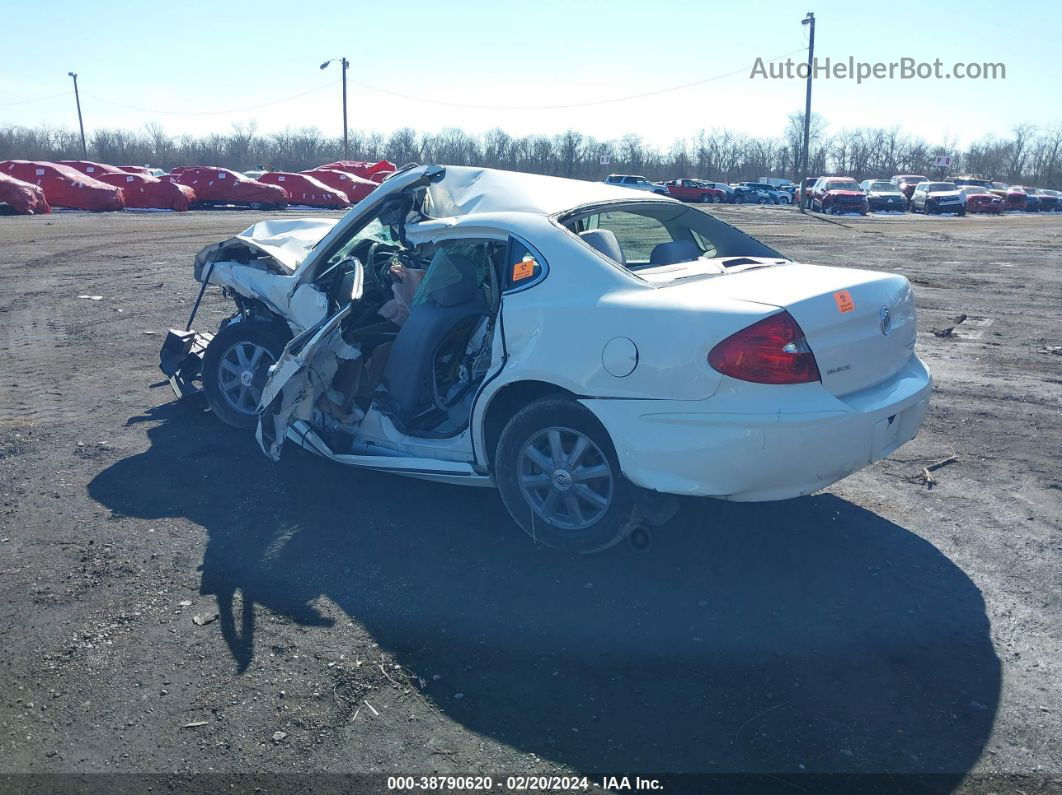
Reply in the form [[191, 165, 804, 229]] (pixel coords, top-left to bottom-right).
[[90, 407, 999, 782]]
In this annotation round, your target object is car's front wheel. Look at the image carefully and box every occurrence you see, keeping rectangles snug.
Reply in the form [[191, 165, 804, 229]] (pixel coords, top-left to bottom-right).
[[494, 397, 640, 554], [202, 321, 289, 429]]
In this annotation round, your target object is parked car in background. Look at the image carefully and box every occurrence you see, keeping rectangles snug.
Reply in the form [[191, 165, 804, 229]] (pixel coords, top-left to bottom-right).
[[118, 166, 167, 178], [757, 178, 797, 191], [1009, 186, 1043, 211], [258, 172, 350, 209], [859, 179, 908, 212], [317, 160, 396, 181], [738, 183, 791, 204], [656, 178, 725, 203], [604, 174, 669, 195], [302, 168, 378, 203], [172, 167, 288, 209], [808, 177, 868, 215], [698, 181, 736, 203], [57, 160, 127, 178], [96, 172, 196, 211], [242, 170, 267, 180], [987, 184, 1028, 211], [892, 174, 929, 200], [910, 182, 965, 215], [948, 175, 993, 189], [1033, 189, 1060, 211], [0, 171, 51, 214], [730, 183, 774, 204], [0, 160, 125, 211], [797, 176, 820, 206], [957, 185, 1003, 214], [159, 164, 931, 553]]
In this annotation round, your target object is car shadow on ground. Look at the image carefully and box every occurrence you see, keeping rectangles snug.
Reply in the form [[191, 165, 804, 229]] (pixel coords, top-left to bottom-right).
[[89, 405, 1000, 784]]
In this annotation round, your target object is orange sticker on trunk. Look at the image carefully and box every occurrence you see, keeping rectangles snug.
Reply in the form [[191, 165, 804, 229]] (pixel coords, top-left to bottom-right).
[[512, 257, 536, 281], [834, 290, 855, 313]]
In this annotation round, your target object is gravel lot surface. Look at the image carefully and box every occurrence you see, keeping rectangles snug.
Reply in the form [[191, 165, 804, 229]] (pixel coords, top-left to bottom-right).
[[0, 206, 1058, 792]]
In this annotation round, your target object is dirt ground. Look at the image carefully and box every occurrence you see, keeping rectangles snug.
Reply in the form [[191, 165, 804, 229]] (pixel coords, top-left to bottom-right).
[[0, 205, 1059, 793]]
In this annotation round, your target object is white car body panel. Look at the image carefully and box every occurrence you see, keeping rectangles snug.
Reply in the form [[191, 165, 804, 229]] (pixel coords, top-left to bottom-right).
[[185, 165, 930, 501]]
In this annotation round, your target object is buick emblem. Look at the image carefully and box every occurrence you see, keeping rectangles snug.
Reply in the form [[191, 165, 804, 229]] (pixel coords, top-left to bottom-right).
[[879, 305, 892, 336]]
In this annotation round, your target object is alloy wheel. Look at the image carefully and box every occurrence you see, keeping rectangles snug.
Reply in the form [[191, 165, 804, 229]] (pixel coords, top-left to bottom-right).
[[517, 426, 614, 530], [217, 341, 275, 416]]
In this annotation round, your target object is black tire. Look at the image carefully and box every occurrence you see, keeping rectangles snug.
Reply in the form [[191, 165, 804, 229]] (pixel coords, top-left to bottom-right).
[[201, 320, 290, 429], [957, 207, 966, 217], [735, 194, 744, 204], [494, 397, 640, 554], [247, 201, 264, 210]]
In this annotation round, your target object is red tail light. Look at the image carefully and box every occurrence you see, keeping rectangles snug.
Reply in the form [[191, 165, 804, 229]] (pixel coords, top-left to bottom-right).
[[708, 311, 821, 384]]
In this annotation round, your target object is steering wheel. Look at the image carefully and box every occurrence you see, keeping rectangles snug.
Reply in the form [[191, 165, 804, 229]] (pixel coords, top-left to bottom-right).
[[365, 241, 396, 293]]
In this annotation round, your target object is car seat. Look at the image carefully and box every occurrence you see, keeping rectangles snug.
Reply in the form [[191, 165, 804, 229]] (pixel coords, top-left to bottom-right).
[[649, 240, 701, 266], [578, 229, 625, 265], [382, 247, 488, 424]]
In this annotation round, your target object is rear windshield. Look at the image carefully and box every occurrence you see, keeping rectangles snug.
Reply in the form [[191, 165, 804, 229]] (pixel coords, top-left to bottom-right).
[[560, 201, 783, 277]]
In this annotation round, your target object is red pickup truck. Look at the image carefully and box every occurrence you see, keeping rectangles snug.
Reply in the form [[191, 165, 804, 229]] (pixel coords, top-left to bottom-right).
[[656, 178, 725, 203]]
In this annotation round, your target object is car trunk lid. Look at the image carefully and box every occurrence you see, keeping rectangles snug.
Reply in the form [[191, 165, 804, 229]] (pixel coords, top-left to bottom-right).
[[703, 263, 917, 396]]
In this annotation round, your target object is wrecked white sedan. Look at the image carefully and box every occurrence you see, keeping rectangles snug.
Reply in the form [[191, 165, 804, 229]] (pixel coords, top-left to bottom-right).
[[160, 164, 931, 553]]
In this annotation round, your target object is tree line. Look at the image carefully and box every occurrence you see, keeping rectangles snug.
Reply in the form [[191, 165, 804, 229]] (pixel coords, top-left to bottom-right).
[[2, 115, 1060, 186]]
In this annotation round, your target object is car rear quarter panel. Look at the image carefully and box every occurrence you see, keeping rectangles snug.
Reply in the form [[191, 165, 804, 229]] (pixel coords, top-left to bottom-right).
[[490, 230, 776, 404]]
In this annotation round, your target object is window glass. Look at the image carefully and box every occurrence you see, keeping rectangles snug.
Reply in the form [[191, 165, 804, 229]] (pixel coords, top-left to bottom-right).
[[565, 202, 781, 273], [323, 219, 395, 268], [589, 211, 675, 263], [505, 237, 546, 291], [413, 240, 502, 305]]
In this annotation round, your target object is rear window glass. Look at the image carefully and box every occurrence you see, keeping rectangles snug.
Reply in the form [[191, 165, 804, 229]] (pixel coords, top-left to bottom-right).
[[564, 201, 782, 273], [587, 211, 674, 263]]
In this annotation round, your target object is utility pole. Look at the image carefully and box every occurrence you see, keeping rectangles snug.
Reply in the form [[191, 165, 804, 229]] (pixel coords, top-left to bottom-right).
[[798, 12, 815, 212], [68, 72, 87, 159], [320, 57, 350, 159]]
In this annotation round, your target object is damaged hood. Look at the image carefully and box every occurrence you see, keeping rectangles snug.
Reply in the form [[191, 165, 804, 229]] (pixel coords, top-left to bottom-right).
[[228, 218, 338, 272]]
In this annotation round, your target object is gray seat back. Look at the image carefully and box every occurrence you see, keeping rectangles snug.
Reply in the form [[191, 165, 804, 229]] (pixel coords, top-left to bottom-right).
[[382, 248, 486, 422], [579, 229, 625, 265], [649, 240, 701, 266]]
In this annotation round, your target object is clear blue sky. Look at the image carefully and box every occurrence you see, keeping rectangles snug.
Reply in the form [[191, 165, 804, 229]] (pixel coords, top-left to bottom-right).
[[2, 0, 1057, 148]]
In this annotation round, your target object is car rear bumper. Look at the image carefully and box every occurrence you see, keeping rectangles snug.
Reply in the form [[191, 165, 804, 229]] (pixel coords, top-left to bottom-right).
[[581, 355, 932, 501]]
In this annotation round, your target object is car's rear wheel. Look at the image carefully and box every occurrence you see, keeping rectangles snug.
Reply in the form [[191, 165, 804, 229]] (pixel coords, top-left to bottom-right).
[[495, 397, 640, 554], [734, 194, 744, 204], [202, 321, 289, 429]]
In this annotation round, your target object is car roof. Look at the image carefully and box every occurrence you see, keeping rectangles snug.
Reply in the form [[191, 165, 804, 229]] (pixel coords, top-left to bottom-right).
[[428, 166, 670, 218]]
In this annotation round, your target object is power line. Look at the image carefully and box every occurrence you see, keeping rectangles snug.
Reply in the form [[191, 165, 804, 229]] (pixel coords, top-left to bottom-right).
[[84, 80, 341, 116], [0, 90, 73, 107], [2, 46, 805, 119], [345, 48, 808, 111]]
